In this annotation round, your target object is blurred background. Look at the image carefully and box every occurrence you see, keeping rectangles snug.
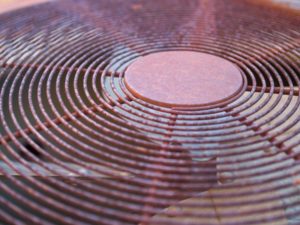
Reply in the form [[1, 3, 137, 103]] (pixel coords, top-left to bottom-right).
[[0, 0, 299, 14], [0, 0, 51, 14]]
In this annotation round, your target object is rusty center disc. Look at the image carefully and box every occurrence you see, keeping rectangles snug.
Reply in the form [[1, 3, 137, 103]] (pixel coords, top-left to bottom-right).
[[124, 51, 243, 107]]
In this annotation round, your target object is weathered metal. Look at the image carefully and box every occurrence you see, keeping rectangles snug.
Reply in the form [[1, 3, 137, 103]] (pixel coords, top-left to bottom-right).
[[0, 0, 299, 224]]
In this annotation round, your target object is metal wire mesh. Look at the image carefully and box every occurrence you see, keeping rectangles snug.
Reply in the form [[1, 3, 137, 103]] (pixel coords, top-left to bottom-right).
[[0, 0, 300, 224]]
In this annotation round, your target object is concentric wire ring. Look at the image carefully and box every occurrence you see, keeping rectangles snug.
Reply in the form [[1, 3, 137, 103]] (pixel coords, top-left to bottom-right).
[[0, 0, 300, 224]]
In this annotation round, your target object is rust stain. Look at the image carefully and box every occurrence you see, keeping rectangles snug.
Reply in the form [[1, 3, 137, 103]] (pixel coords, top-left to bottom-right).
[[131, 3, 143, 11]]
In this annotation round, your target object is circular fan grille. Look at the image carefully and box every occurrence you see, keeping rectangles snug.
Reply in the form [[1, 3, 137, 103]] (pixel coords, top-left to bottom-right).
[[0, 0, 300, 224]]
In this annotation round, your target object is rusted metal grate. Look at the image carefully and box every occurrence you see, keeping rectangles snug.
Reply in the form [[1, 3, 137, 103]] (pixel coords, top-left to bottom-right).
[[0, 0, 300, 224]]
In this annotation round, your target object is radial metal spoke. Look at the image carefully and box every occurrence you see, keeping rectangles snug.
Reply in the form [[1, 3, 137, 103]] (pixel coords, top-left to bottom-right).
[[247, 85, 299, 95], [1, 61, 120, 77], [0, 103, 103, 145]]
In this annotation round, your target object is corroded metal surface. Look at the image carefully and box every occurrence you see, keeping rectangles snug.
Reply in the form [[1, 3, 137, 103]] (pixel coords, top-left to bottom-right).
[[0, 0, 299, 224], [125, 51, 244, 108]]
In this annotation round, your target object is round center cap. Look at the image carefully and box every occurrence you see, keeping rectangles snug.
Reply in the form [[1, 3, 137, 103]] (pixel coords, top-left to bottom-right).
[[124, 51, 243, 108]]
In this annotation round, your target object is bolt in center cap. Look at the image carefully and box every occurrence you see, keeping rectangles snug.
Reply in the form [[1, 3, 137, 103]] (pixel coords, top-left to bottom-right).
[[125, 51, 243, 108]]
